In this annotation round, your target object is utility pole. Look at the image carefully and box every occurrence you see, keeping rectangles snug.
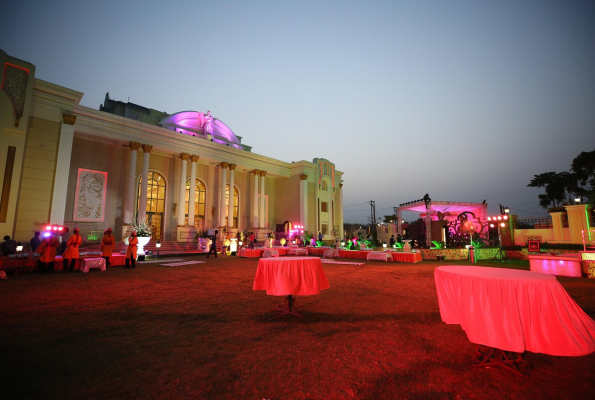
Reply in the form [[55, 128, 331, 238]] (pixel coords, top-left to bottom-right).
[[370, 200, 376, 240]]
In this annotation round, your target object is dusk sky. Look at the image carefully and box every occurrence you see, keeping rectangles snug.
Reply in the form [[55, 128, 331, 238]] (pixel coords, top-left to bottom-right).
[[2, 0, 594, 223]]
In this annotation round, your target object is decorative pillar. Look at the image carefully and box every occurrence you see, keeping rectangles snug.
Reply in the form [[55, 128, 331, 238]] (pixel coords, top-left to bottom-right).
[[227, 164, 236, 228], [138, 144, 152, 222], [565, 204, 593, 244], [219, 162, 229, 227], [187, 155, 199, 226], [177, 153, 190, 226], [339, 182, 344, 238], [425, 204, 432, 247], [50, 114, 76, 225], [397, 208, 403, 236], [550, 212, 565, 242], [259, 171, 267, 228], [300, 174, 308, 230], [252, 170, 260, 227], [124, 141, 141, 222]]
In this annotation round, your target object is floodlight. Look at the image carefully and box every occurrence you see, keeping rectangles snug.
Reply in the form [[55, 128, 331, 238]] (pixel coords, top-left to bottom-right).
[[500, 223, 505, 228]]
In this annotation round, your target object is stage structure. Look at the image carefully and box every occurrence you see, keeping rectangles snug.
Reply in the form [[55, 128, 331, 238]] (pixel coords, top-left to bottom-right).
[[393, 195, 489, 247]]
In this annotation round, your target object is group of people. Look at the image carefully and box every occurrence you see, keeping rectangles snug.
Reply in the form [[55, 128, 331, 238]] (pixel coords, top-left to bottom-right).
[[5, 227, 140, 273]]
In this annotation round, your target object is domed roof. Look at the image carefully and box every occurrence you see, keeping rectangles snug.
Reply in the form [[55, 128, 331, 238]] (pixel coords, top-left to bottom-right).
[[158, 111, 244, 149]]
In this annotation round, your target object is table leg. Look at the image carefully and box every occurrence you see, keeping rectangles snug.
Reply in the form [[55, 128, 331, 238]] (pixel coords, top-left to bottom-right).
[[277, 295, 304, 317], [472, 345, 529, 378]]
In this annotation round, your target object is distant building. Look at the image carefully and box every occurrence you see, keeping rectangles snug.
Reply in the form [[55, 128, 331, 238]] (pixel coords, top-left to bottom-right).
[[0, 49, 344, 243]]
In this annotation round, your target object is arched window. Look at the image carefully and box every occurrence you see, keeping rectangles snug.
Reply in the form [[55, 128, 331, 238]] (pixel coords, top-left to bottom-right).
[[322, 180, 328, 191], [137, 171, 166, 240], [185, 179, 206, 228], [225, 184, 239, 228]]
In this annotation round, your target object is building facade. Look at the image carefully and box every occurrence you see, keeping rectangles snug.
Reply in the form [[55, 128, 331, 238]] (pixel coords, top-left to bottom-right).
[[0, 50, 344, 244]]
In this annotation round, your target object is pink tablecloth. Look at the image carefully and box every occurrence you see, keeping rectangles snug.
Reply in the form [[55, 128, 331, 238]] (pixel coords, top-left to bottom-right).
[[388, 252, 422, 263], [435, 265, 595, 356], [253, 256, 330, 296]]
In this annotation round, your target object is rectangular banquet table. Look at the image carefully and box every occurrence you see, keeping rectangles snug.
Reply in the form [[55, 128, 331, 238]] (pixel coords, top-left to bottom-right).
[[528, 254, 582, 277], [388, 252, 422, 263], [323, 249, 340, 258], [336, 250, 373, 259], [80, 258, 106, 273], [435, 265, 595, 356], [55, 254, 126, 270], [253, 256, 330, 296], [263, 249, 279, 258], [288, 248, 308, 256], [367, 252, 393, 262]]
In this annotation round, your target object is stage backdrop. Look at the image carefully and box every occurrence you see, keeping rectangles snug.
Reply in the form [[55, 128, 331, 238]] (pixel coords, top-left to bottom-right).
[[73, 169, 108, 222]]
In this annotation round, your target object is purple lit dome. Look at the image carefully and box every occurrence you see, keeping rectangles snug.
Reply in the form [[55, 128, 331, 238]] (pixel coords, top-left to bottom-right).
[[158, 111, 244, 150]]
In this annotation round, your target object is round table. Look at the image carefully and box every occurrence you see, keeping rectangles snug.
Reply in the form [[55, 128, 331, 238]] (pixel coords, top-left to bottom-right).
[[253, 256, 329, 316], [435, 265, 595, 356]]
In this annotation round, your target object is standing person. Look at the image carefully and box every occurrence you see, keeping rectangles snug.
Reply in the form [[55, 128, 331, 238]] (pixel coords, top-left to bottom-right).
[[63, 227, 82, 273], [30, 232, 41, 256], [318, 232, 324, 242], [37, 232, 60, 273], [124, 230, 138, 269], [59, 227, 70, 256], [101, 227, 116, 268], [206, 236, 217, 258], [389, 235, 395, 248], [2, 235, 17, 256], [249, 232, 255, 249]]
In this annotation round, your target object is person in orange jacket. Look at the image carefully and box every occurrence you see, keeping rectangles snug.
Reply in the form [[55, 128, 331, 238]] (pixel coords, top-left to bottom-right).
[[101, 227, 116, 267], [37, 231, 60, 273], [124, 230, 138, 269], [63, 227, 82, 273]]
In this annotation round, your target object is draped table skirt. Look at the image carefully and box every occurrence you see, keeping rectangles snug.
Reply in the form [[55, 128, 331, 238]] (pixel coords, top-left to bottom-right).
[[253, 256, 330, 296], [435, 265, 595, 356]]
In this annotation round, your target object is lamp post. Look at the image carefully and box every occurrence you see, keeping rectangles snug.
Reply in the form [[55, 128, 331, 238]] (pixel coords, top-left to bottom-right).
[[156, 240, 161, 258]]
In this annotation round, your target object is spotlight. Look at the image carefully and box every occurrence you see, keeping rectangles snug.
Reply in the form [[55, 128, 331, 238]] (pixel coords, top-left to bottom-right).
[[503, 215, 509, 220], [575, 197, 581, 204], [504, 207, 510, 214], [497, 216, 502, 221], [16, 242, 23, 252], [46, 226, 52, 231], [490, 223, 495, 228], [500, 223, 505, 228], [487, 217, 492, 221]]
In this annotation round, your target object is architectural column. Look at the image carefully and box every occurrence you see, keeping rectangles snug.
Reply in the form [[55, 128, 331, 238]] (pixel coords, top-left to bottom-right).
[[227, 164, 236, 228], [50, 114, 76, 225], [187, 155, 199, 226], [252, 170, 260, 227], [219, 162, 229, 227], [177, 153, 190, 226], [339, 182, 344, 238], [124, 141, 141, 222], [138, 144, 152, 222], [565, 204, 593, 244], [425, 204, 432, 247], [397, 208, 403, 235], [259, 171, 267, 228], [300, 174, 308, 230], [550, 211, 565, 241]]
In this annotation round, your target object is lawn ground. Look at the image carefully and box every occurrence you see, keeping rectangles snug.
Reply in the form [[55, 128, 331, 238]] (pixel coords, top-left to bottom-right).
[[1, 256, 594, 399]]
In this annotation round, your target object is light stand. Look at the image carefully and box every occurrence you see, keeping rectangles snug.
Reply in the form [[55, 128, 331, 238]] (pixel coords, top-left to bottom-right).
[[492, 227, 508, 262]]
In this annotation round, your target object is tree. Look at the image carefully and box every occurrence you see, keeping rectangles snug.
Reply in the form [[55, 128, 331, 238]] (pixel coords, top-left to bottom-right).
[[528, 172, 568, 208], [528, 149, 595, 209]]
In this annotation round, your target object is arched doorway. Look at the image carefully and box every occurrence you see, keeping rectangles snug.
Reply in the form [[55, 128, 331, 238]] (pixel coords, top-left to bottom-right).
[[185, 178, 206, 229], [138, 171, 166, 240], [225, 184, 239, 228]]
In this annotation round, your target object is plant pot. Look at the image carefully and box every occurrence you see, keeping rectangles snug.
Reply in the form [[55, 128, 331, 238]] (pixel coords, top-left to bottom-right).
[[137, 236, 151, 259]]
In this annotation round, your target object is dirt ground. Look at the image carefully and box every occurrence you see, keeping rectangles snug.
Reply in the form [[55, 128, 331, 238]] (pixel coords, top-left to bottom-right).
[[1, 256, 594, 400]]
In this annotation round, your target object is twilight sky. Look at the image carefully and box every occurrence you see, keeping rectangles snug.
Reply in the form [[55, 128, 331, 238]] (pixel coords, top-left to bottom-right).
[[2, 0, 594, 223]]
